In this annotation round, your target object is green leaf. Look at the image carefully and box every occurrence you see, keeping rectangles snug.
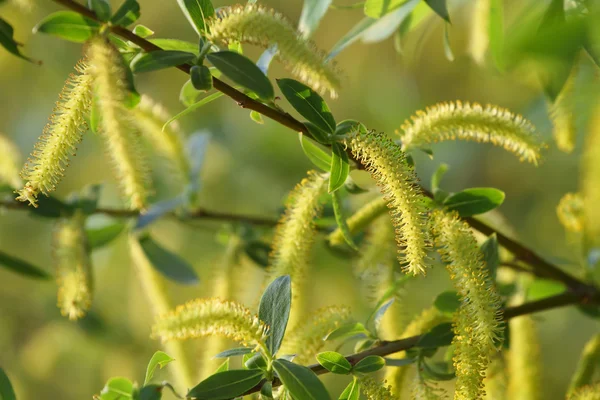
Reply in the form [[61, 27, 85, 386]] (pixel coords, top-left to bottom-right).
[[417, 323, 454, 348], [443, 188, 505, 217], [177, 0, 215, 35], [431, 163, 448, 194], [214, 347, 254, 359], [424, 0, 450, 22], [133, 24, 154, 38], [364, 0, 406, 18], [421, 359, 455, 381], [258, 275, 291, 355], [244, 240, 271, 267], [0, 368, 16, 400], [299, 0, 332, 38], [98, 377, 134, 400], [331, 190, 358, 250], [164, 91, 225, 129], [433, 291, 461, 315], [180, 79, 201, 107], [384, 357, 416, 367], [131, 50, 196, 73], [443, 22, 454, 62], [86, 221, 125, 249], [329, 143, 349, 193], [361, 0, 420, 43], [207, 51, 274, 100], [250, 110, 264, 124], [304, 121, 331, 144], [335, 119, 365, 137], [299, 133, 332, 172], [316, 352, 352, 374], [327, 18, 375, 60], [0, 18, 34, 63], [325, 322, 369, 341], [88, 0, 111, 21], [138, 235, 199, 285], [144, 351, 175, 385], [191, 65, 213, 91], [215, 359, 230, 373], [272, 359, 331, 400], [277, 79, 335, 134], [0, 250, 51, 280], [353, 355, 385, 373], [527, 279, 565, 301], [338, 377, 360, 400], [149, 39, 200, 55], [260, 381, 273, 399], [111, 0, 140, 26], [187, 369, 263, 400], [138, 385, 163, 400], [34, 11, 100, 43], [244, 353, 268, 370], [481, 233, 499, 281], [371, 298, 394, 333]]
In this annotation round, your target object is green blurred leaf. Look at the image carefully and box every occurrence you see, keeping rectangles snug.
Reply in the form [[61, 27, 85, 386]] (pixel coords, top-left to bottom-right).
[[299, 133, 332, 172], [325, 322, 369, 341], [0, 18, 34, 63], [179, 79, 201, 106], [34, 11, 100, 43], [138, 235, 199, 285], [353, 355, 385, 373], [443, 22, 454, 61], [424, 0, 450, 22], [214, 347, 254, 359], [144, 351, 174, 385], [481, 233, 499, 281], [316, 351, 352, 374], [328, 18, 375, 60], [431, 163, 448, 194], [421, 359, 455, 381], [433, 291, 460, 315], [215, 359, 230, 373], [364, 0, 405, 18], [329, 143, 349, 193], [98, 377, 134, 399], [187, 369, 263, 399], [527, 279, 565, 301], [86, 221, 125, 249], [244, 240, 271, 267], [30, 195, 73, 219], [331, 190, 358, 250], [190, 65, 213, 91], [0, 368, 16, 400], [133, 24, 154, 38], [361, 0, 420, 43], [149, 38, 200, 54], [258, 275, 291, 355], [299, 0, 332, 38], [417, 322, 454, 349], [0, 250, 51, 280], [131, 50, 196, 73], [177, 0, 215, 35], [111, 0, 140, 26], [138, 385, 162, 400], [272, 359, 330, 400], [207, 51, 274, 100], [384, 357, 416, 367], [88, 0, 111, 21], [277, 79, 335, 134], [443, 188, 505, 217], [338, 377, 360, 400], [164, 91, 225, 129]]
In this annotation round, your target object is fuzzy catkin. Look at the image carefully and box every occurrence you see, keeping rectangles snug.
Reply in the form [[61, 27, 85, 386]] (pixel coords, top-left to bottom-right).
[[582, 101, 600, 248], [568, 334, 600, 395], [53, 212, 93, 320], [359, 376, 395, 400], [568, 384, 600, 400], [549, 63, 578, 153], [207, 4, 340, 97], [557, 192, 585, 233], [347, 130, 430, 275], [398, 101, 544, 164], [507, 313, 541, 400], [88, 37, 150, 210], [0, 134, 22, 189], [468, 0, 490, 65], [16, 61, 92, 207]]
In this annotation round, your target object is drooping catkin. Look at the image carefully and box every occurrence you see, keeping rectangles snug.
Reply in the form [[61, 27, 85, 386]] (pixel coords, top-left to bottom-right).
[[88, 37, 150, 210], [568, 384, 600, 400], [557, 192, 585, 233], [397, 101, 544, 165], [0, 134, 22, 189], [328, 196, 388, 247], [431, 210, 503, 400], [568, 334, 600, 395], [483, 356, 507, 400], [207, 4, 340, 98], [278, 305, 351, 364], [582, 101, 600, 248], [359, 376, 395, 400], [507, 312, 541, 400], [347, 130, 430, 275], [468, 0, 490, 65], [53, 211, 93, 320], [132, 95, 190, 184], [266, 171, 326, 328], [549, 63, 578, 153], [16, 60, 92, 207]]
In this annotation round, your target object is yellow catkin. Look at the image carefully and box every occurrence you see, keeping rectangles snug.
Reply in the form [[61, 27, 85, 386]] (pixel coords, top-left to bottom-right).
[[431, 210, 503, 400], [347, 130, 429, 275], [582, 101, 600, 248], [507, 312, 541, 400], [16, 60, 92, 207], [568, 334, 600, 395], [88, 37, 150, 210], [549, 63, 578, 153], [266, 171, 326, 329], [469, 0, 490, 65], [0, 134, 22, 189], [132, 95, 190, 184], [151, 298, 268, 348], [278, 306, 351, 365], [53, 211, 93, 320], [568, 384, 600, 400], [207, 4, 340, 98], [360, 376, 395, 400], [398, 101, 544, 165], [557, 192, 585, 233], [328, 196, 388, 247]]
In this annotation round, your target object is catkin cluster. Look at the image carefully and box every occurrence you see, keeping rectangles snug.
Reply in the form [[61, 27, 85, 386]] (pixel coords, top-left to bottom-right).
[[549, 64, 578, 153], [359, 376, 396, 400], [207, 4, 340, 97]]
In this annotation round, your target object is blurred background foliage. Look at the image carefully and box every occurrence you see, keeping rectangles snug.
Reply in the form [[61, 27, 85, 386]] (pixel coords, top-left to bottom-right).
[[0, 0, 598, 399]]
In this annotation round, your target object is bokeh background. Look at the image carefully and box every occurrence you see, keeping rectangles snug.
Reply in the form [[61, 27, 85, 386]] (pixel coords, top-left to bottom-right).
[[0, 0, 598, 399]]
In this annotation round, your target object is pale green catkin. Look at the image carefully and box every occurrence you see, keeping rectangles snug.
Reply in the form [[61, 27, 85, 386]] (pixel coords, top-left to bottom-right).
[[398, 101, 544, 165], [347, 130, 429, 275], [483, 356, 507, 400], [507, 304, 541, 400], [207, 4, 340, 97], [469, 0, 490, 65], [88, 37, 150, 210], [266, 171, 326, 329], [431, 210, 503, 400], [328, 196, 388, 247], [549, 63, 578, 153], [53, 211, 93, 320], [0, 134, 22, 189], [582, 101, 600, 248], [359, 376, 395, 400], [568, 334, 600, 395], [557, 192, 585, 233], [16, 60, 92, 207]]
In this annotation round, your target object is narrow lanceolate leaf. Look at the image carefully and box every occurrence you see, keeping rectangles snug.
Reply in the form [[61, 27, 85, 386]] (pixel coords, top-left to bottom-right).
[[164, 91, 225, 129], [298, 0, 332, 38], [316, 352, 352, 375], [138, 235, 198, 285], [187, 369, 263, 400], [328, 196, 387, 247], [208, 5, 340, 97], [277, 79, 336, 134], [258, 275, 292, 355], [214, 347, 254, 359], [424, 0, 450, 22], [398, 101, 545, 164], [329, 144, 349, 193], [364, 0, 406, 18], [273, 359, 331, 400], [443, 187, 505, 217], [111, 0, 140, 26], [0, 18, 34, 62], [207, 51, 274, 100], [346, 130, 430, 275], [177, 0, 215, 34], [299, 133, 332, 172], [86, 221, 125, 249], [130, 50, 196, 73], [0, 250, 50, 280], [144, 351, 175, 385], [0, 368, 16, 400], [34, 11, 100, 42], [339, 378, 360, 400], [331, 190, 358, 250], [353, 355, 386, 373], [88, 0, 111, 22]]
